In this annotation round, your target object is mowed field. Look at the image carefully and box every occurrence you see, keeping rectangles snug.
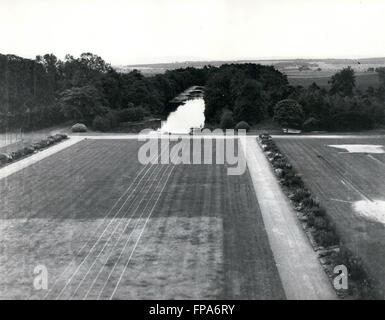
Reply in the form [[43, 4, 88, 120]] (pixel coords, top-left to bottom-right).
[[0, 138, 285, 300], [274, 136, 385, 293]]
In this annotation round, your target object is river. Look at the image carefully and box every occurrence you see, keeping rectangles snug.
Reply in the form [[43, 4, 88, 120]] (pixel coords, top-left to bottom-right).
[[159, 96, 205, 134]]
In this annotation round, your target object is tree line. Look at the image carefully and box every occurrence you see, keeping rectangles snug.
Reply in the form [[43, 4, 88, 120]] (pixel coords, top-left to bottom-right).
[[204, 64, 385, 131], [0, 52, 206, 131], [203, 63, 289, 127], [1, 52, 385, 132]]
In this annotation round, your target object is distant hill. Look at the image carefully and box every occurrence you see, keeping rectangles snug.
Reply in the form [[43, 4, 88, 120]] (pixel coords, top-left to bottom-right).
[[114, 57, 385, 76]]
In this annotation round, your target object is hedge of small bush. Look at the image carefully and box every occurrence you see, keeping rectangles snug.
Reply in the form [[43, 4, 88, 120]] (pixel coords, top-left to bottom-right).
[[259, 134, 381, 299], [0, 133, 68, 167]]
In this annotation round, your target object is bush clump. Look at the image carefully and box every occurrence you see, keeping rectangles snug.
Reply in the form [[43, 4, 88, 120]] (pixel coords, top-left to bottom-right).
[[71, 123, 88, 132], [235, 121, 250, 132], [291, 188, 311, 203], [118, 107, 145, 122], [313, 229, 339, 247], [0, 153, 12, 165]]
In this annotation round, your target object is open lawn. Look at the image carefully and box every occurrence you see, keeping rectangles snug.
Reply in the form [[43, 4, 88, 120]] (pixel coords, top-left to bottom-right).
[[0, 138, 284, 300], [274, 136, 385, 295]]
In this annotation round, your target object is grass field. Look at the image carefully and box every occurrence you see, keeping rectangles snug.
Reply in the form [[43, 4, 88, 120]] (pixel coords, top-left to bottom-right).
[[288, 72, 380, 90], [0, 138, 285, 300], [274, 136, 385, 293]]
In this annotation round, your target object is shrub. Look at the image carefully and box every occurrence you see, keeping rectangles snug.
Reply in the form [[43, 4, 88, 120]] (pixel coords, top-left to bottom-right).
[[302, 196, 319, 208], [272, 159, 288, 169], [93, 116, 111, 132], [235, 121, 250, 132], [313, 230, 339, 247], [31, 142, 41, 149], [311, 206, 326, 217], [0, 153, 12, 165], [40, 139, 50, 147], [71, 123, 88, 132], [292, 188, 310, 202], [313, 216, 329, 230], [54, 133, 68, 140], [47, 136, 57, 144], [11, 149, 25, 160], [118, 107, 145, 122], [272, 153, 285, 161], [23, 146, 35, 155], [283, 174, 304, 188], [220, 111, 234, 129], [46, 136, 56, 145]]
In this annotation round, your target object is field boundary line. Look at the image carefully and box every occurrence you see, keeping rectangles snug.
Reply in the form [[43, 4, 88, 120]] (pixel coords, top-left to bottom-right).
[[241, 137, 337, 300], [107, 164, 176, 300], [72, 159, 171, 299], [0, 137, 84, 181], [317, 154, 373, 202], [367, 154, 385, 168], [53, 146, 167, 299], [97, 148, 178, 300], [45, 141, 163, 299], [109, 165, 175, 300]]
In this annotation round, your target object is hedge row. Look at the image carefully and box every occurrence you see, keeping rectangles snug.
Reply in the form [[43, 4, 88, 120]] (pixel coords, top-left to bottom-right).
[[92, 107, 146, 132], [259, 134, 382, 300], [0, 133, 68, 166]]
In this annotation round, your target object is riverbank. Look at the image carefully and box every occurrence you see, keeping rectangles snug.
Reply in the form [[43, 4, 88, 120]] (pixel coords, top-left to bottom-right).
[[169, 86, 204, 104]]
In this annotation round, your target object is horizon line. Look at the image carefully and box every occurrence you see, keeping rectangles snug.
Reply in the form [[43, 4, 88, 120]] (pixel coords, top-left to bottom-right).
[[118, 56, 385, 67]]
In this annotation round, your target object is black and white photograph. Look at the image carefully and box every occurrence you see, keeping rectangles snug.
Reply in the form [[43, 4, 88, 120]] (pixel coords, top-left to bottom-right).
[[0, 0, 384, 307]]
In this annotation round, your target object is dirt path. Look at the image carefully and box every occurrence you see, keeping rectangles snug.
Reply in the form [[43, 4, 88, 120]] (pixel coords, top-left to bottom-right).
[[240, 137, 337, 300]]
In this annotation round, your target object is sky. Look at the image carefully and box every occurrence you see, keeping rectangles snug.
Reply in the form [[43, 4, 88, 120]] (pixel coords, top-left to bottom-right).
[[1, 0, 385, 65]]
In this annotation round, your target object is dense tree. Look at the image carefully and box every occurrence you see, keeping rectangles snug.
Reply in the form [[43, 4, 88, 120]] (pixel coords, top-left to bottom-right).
[[329, 66, 356, 96], [219, 110, 234, 129], [204, 63, 289, 124], [1, 51, 384, 133], [274, 99, 304, 129], [58, 85, 107, 122], [233, 80, 263, 124], [0, 52, 207, 130]]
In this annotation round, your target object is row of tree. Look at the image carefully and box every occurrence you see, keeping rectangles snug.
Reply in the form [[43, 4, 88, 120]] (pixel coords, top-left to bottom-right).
[[0, 53, 207, 130], [277, 67, 385, 131], [1, 51, 385, 132], [204, 63, 289, 125], [204, 64, 385, 131]]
